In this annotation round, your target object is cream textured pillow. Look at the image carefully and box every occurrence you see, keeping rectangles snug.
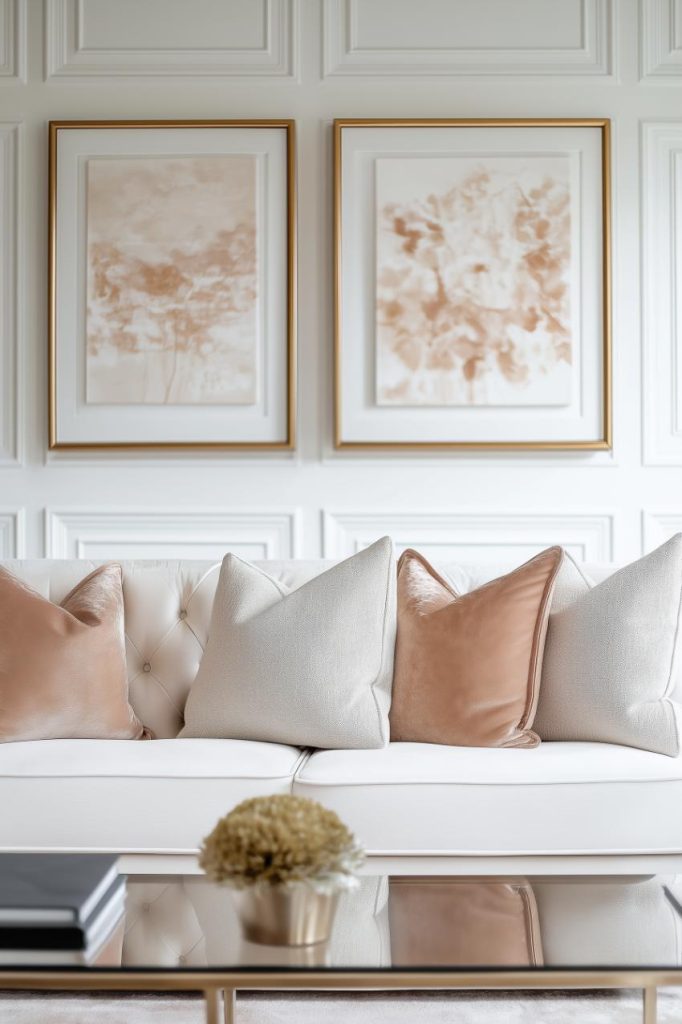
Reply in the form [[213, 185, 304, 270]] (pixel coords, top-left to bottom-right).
[[534, 535, 682, 756], [181, 537, 396, 749]]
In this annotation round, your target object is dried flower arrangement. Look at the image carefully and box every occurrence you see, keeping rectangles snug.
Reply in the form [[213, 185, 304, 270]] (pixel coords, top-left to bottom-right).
[[199, 794, 364, 892]]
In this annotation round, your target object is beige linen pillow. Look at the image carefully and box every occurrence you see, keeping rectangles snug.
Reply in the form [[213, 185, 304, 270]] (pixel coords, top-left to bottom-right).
[[0, 564, 147, 742], [535, 535, 682, 756], [181, 537, 396, 749], [389, 546, 563, 748]]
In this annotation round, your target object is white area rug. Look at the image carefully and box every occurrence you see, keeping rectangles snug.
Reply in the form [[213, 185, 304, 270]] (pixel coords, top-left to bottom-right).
[[0, 990, 681, 1023]]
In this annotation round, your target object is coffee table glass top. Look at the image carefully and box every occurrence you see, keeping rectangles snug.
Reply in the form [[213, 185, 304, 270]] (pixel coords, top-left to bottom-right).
[[3, 874, 681, 972]]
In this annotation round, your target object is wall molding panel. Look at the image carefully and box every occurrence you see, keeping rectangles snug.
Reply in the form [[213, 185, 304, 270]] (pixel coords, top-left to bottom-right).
[[46, 508, 302, 560], [0, 509, 24, 557], [323, 0, 612, 77], [0, 0, 25, 82], [322, 510, 614, 562], [642, 122, 682, 465], [46, 0, 297, 79], [0, 122, 19, 466], [642, 511, 682, 552], [0, 3, 674, 565], [641, 0, 682, 79]]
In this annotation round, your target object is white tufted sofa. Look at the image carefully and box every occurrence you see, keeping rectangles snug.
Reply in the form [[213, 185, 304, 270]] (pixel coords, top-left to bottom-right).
[[2, 557, 682, 870]]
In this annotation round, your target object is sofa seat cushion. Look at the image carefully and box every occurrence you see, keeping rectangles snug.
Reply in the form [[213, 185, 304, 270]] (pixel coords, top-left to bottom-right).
[[0, 739, 306, 853], [293, 742, 682, 856]]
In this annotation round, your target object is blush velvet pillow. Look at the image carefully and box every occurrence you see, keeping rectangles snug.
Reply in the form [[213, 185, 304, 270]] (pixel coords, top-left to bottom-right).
[[0, 564, 147, 742], [389, 546, 563, 748]]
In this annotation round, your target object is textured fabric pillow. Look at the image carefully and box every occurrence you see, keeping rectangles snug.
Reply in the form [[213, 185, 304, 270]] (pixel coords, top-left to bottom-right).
[[181, 537, 396, 749], [389, 546, 563, 748], [534, 535, 682, 756], [0, 564, 147, 742]]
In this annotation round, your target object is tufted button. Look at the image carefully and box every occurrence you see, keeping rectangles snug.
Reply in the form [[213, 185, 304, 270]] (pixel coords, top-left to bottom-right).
[[179, 609, 187, 620], [143, 662, 151, 673]]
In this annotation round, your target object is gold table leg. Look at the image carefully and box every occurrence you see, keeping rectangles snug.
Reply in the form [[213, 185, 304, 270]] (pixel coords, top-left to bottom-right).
[[224, 988, 236, 1023], [643, 987, 657, 1024], [205, 987, 221, 1024]]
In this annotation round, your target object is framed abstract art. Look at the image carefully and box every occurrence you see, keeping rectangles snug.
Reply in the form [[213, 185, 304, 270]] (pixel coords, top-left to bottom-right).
[[49, 120, 296, 450], [334, 119, 611, 450]]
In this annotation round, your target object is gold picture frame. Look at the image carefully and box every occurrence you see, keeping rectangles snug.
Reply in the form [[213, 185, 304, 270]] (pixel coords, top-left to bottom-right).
[[333, 118, 611, 451], [49, 119, 296, 451]]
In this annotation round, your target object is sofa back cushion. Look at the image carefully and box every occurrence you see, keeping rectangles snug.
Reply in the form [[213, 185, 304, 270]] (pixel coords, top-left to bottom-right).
[[0, 554, 623, 740]]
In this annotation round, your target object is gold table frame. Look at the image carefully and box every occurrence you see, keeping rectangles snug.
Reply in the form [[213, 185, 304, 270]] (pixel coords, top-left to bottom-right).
[[0, 968, 673, 1023]]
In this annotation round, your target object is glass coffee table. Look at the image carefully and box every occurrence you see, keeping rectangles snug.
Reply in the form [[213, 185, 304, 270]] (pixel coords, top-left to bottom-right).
[[0, 872, 680, 1023]]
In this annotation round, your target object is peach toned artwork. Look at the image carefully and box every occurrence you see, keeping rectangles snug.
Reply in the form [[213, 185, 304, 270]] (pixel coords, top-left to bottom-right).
[[86, 155, 257, 405], [376, 156, 573, 406]]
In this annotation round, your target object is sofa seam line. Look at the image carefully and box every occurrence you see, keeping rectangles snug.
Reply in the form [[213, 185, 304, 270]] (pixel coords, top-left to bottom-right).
[[353, 847, 682, 856], [0, 772, 302, 781], [290, 747, 313, 789], [292, 776, 682, 787]]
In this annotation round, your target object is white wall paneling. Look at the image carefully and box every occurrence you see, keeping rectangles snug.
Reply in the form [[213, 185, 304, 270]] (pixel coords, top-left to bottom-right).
[[0, 121, 18, 465], [0, 1, 678, 565], [0, 0, 24, 82], [642, 511, 682, 551], [0, 508, 24, 557], [324, 0, 613, 77], [46, 0, 297, 79], [642, 122, 682, 465], [640, 0, 682, 79], [46, 508, 301, 560], [322, 511, 614, 563]]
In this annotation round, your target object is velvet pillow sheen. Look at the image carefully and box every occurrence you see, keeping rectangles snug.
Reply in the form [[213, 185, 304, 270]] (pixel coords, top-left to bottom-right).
[[0, 564, 147, 742], [389, 546, 563, 748]]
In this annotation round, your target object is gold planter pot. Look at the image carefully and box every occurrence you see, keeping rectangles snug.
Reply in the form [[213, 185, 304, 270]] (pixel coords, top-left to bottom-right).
[[231, 884, 340, 946]]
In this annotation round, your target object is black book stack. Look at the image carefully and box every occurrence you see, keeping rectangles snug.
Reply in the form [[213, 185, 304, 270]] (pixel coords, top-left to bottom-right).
[[0, 854, 126, 964]]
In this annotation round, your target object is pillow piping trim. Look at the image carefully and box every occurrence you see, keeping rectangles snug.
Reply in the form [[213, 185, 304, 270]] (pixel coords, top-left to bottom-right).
[[220, 553, 290, 599], [519, 546, 564, 733], [562, 550, 594, 592], [369, 540, 394, 748], [663, 560, 682, 755]]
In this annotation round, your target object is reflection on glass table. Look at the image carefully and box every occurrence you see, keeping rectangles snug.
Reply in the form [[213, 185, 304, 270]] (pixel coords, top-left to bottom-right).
[[119, 874, 682, 971], [1, 874, 679, 1024]]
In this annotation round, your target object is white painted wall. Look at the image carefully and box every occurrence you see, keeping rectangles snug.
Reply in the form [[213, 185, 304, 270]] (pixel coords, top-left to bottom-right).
[[0, 0, 681, 565]]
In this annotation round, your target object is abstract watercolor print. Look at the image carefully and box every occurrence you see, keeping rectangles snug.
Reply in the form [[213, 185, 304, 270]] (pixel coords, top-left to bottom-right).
[[375, 156, 572, 406], [86, 155, 257, 405]]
